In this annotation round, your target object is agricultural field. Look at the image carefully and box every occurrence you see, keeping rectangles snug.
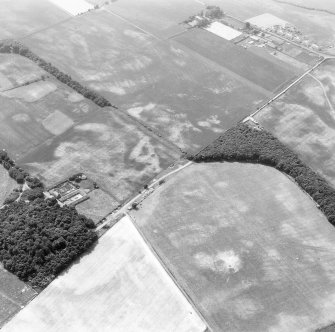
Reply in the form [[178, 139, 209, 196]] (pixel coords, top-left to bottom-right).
[[131, 162, 335, 332], [0, 264, 36, 328], [0, 0, 70, 39], [76, 189, 120, 224], [174, 28, 300, 94], [0, 54, 99, 159], [0, 167, 17, 205], [88, 0, 203, 39], [21, 9, 269, 151], [255, 59, 335, 188], [18, 109, 179, 203], [2, 216, 206, 332]]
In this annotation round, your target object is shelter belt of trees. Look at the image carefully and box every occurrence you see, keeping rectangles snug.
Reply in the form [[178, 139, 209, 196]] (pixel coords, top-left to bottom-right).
[[189, 123, 335, 227], [0, 40, 115, 108]]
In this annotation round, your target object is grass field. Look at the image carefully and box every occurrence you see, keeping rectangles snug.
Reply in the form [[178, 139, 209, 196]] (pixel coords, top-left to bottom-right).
[[0, 264, 36, 328], [255, 59, 335, 188], [0, 167, 18, 205], [131, 162, 335, 332], [2, 215, 206, 332], [76, 189, 120, 224], [0, 0, 70, 39], [21, 9, 268, 151]]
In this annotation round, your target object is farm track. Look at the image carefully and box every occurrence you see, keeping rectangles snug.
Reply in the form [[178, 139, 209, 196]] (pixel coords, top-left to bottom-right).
[[247, 58, 326, 119], [308, 73, 335, 113], [0, 76, 45, 93], [104, 8, 162, 41]]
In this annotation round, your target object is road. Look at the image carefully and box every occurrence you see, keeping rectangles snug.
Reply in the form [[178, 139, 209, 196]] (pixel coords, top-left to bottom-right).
[[247, 58, 326, 119], [96, 161, 193, 231]]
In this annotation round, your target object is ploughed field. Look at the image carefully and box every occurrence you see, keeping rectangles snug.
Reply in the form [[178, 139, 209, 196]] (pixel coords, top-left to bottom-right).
[[2, 216, 206, 332], [131, 162, 335, 332], [255, 59, 335, 188], [20, 8, 277, 151]]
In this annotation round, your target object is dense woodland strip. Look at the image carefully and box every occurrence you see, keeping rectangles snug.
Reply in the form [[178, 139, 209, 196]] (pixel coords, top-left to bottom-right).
[[189, 123, 335, 226], [0, 40, 115, 108], [0, 151, 97, 288]]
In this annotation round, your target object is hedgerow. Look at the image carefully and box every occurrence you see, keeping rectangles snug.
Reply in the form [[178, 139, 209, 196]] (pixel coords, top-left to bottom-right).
[[0, 40, 115, 108]]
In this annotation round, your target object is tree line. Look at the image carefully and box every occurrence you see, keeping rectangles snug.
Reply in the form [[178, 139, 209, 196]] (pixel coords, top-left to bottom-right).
[[0, 40, 116, 109], [0, 150, 42, 189], [189, 123, 335, 227]]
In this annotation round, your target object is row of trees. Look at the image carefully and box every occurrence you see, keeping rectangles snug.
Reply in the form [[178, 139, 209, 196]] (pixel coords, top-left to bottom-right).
[[183, 5, 224, 28], [190, 124, 335, 227], [0, 198, 97, 288], [0, 41, 116, 108], [0, 150, 42, 188]]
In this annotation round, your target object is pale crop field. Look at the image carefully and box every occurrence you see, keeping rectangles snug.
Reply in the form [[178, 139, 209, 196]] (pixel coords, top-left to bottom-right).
[[48, 0, 94, 16], [245, 13, 289, 29], [206, 22, 242, 41], [2, 216, 206, 332], [131, 162, 335, 332], [255, 59, 335, 188]]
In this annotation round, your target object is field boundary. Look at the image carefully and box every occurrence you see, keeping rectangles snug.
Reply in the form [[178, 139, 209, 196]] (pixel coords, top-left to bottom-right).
[[247, 57, 326, 119], [127, 212, 211, 332]]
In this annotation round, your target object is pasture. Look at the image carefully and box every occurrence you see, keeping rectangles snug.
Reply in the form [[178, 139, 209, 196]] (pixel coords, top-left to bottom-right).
[[21, 9, 268, 151], [0, 167, 17, 205], [0, 0, 70, 39], [131, 162, 335, 332], [2, 216, 206, 332], [0, 264, 36, 328], [255, 59, 335, 188], [76, 189, 120, 224]]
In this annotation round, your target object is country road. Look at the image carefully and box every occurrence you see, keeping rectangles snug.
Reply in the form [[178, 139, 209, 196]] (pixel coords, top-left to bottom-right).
[[247, 58, 326, 119], [96, 161, 193, 231]]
